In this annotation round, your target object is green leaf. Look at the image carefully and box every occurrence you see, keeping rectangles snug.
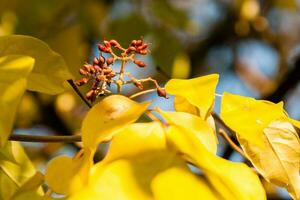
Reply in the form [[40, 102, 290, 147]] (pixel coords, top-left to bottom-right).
[[0, 35, 73, 95], [238, 121, 300, 200], [0, 55, 34, 146]]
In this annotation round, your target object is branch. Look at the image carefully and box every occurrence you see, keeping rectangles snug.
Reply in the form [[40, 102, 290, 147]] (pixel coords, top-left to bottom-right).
[[218, 129, 248, 159], [67, 79, 92, 108], [9, 134, 81, 143]]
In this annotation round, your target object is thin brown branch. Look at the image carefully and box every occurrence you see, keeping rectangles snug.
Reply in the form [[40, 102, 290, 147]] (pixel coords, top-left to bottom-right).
[[9, 134, 81, 143], [67, 79, 92, 108], [218, 129, 248, 159]]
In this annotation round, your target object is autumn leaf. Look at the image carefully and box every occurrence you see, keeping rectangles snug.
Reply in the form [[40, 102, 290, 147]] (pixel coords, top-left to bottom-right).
[[165, 74, 219, 119], [0, 55, 34, 146], [0, 35, 73, 95], [70, 122, 220, 200], [220, 92, 286, 147], [238, 121, 300, 200], [0, 142, 37, 199], [45, 155, 84, 195], [81, 95, 150, 150], [157, 109, 217, 154], [166, 125, 266, 200]]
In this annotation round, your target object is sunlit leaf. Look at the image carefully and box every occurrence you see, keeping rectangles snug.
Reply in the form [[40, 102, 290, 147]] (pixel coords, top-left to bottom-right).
[[238, 121, 300, 200], [158, 109, 217, 154], [81, 95, 150, 150], [45, 155, 84, 195], [12, 172, 44, 199], [174, 96, 198, 115], [71, 122, 219, 200], [0, 35, 73, 94], [165, 74, 219, 119], [166, 126, 266, 200], [171, 53, 191, 79], [0, 141, 37, 199], [152, 168, 219, 200], [0, 55, 34, 146], [220, 92, 286, 147]]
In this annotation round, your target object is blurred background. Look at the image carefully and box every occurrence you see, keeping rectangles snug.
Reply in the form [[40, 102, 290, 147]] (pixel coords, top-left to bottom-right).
[[1, 0, 300, 199]]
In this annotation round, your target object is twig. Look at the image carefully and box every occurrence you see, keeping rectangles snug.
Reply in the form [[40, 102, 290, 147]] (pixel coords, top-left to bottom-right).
[[218, 129, 247, 159], [67, 79, 92, 108], [129, 88, 157, 99], [9, 134, 81, 143]]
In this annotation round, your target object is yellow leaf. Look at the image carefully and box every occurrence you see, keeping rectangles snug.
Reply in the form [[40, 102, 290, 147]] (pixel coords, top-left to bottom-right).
[[174, 96, 198, 115], [0, 35, 73, 94], [0, 142, 37, 199], [12, 172, 44, 199], [152, 168, 219, 200], [171, 53, 191, 79], [238, 121, 300, 200], [45, 155, 84, 195], [166, 126, 266, 200], [220, 92, 286, 147], [165, 74, 219, 119], [71, 122, 219, 200], [0, 55, 34, 146], [158, 109, 217, 154], [81, 95, 150, 150]]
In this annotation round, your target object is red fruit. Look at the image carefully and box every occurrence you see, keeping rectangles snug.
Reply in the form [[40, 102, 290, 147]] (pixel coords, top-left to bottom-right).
[[138, 50, 148, 55], [93, 57, 99, 65], [75, 78, 89, 86], [131, 40, 137, 46], [109, 40, 120, 47], [86, 90, 96, 101], [106, 57, 114, 65], [103, 40, 111, 48], [133, 80, 143, 90], [79, 69, 88, 75], [126, 46, 136, 54], [133, 60, 146, 68], [137, 44, 148, 51], [156, 87, 167, 98], [99, 55, 105, 64], [136, 39, 143, 46]]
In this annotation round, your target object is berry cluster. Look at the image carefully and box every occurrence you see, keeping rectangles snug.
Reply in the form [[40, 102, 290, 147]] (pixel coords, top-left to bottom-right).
[[75, 56, 116, 102], [75, 38, 166, 103]]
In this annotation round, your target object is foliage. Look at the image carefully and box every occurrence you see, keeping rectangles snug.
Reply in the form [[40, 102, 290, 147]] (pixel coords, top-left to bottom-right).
[[0, 35, 299, 200]]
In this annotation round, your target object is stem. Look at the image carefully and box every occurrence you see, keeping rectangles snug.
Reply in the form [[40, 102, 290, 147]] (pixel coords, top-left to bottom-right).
[[218, 129, 248, 159], [9, 134, 81, 143], [67, 79, 92, 108], [129, 88, 158, 99]]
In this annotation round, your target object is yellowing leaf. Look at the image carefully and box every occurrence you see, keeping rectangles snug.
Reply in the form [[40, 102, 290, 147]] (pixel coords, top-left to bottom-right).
[[71, 122, 219, 200], [171, 53, 191, 79], [0, 55, 34, 146], [238, 121, 300, 200], [165, 74, 219, 119], [221, 92, 286, 147], [0, 35, 73, 94], [158, 109, 217, 154], [81, 95, 150, 150], [174, 96, 198, 115], [12, 172, 44, 199], [45, 155, 84, 195], [0, 142, 37, 199], [166, 126, 266, 200], [152, 168, 219, 200]]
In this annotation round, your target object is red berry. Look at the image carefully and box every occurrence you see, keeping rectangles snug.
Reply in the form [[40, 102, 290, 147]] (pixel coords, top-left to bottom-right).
[[109, 40, 120, 47], [106, 57, 114, 65], [133, 60, 146, 68]]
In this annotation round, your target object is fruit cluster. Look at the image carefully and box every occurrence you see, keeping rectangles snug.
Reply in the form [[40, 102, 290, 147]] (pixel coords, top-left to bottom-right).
[[75, 38, 166, 102]]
